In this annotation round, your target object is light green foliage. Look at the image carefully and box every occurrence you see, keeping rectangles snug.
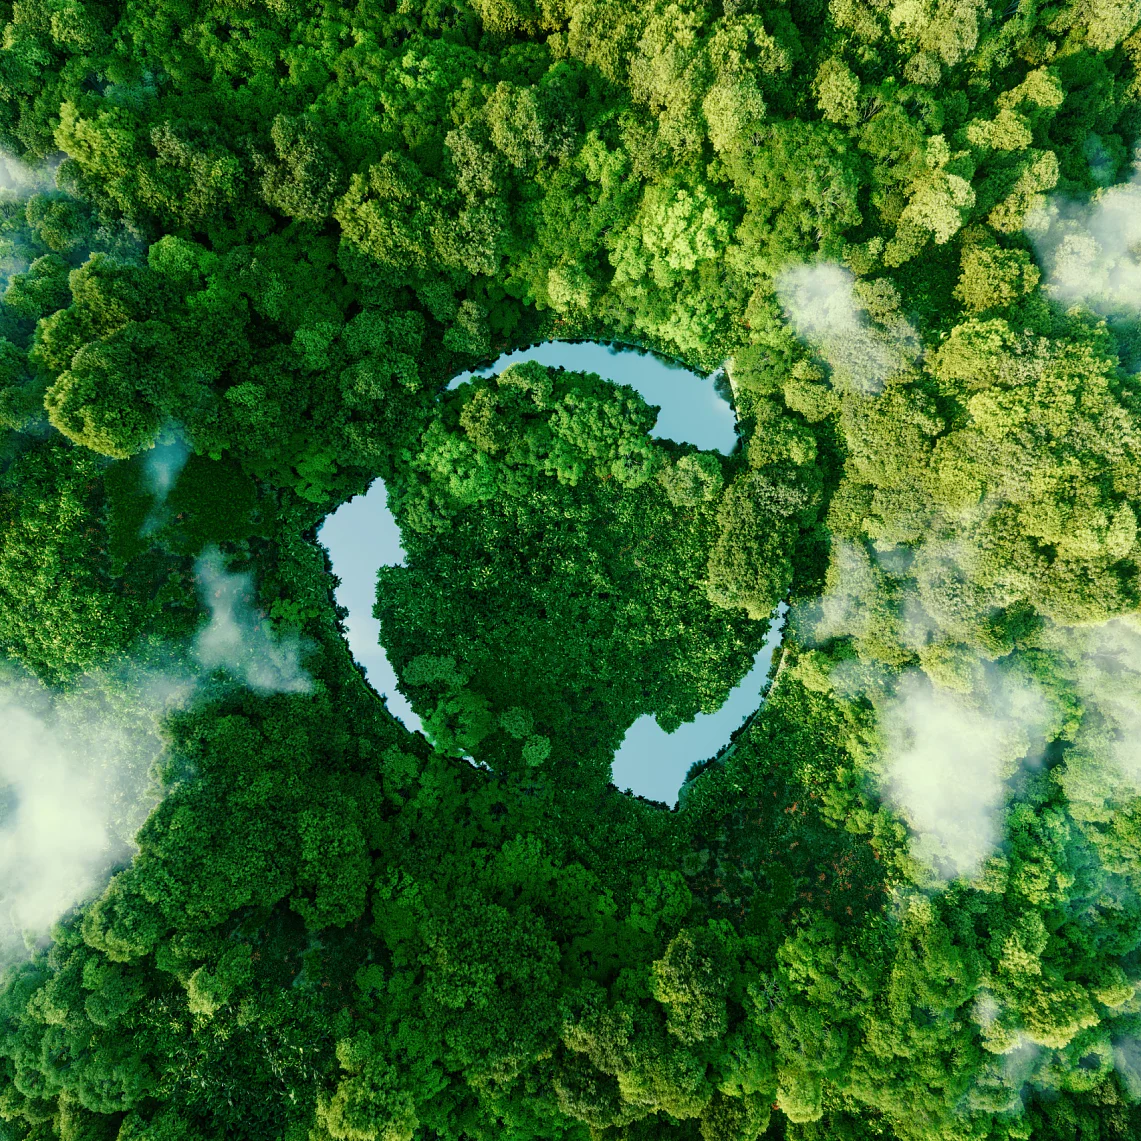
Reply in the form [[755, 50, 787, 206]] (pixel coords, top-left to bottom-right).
[[185, 945, 252, 1017], [521, 734, 552, 766], [658, 452, 725, 507], [498, 706, 535, 739], [813, 59, 861, 127], [966, 107, 1034, 152], [608, 179, 739, 355], [317, 1048, 419, 1141], [258, 114, 347, 224], [652, 926, 732, 1044], [954, 239, 1041, 312]]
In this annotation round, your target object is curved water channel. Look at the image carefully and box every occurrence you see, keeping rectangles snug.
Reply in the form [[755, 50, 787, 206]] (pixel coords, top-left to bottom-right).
[[319, 341, 786, 805]]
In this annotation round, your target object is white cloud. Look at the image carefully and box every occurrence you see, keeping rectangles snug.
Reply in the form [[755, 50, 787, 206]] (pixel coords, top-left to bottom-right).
[[1077, 620, 1141, 786], [0, 151, 59, 196], [194, 547, 313, 695], [1041, 617, 1141, 806], [878, 670, 1049, 880], [143, 434, 190, 502], [1026, 165, 1141, 317], [1114, 1036, 1141, 1102], [140, 431, 191, 536], [775, 263, 917, 393], [0, 542, 314, 964], [0, 668, 189, 963]]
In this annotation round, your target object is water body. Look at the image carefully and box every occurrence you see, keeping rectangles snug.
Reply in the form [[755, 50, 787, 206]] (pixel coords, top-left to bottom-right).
[[322, 341, 779, 803], [612, 603, 788, 807], [318, 485, 422, 734], [449, 340, 738, 454]]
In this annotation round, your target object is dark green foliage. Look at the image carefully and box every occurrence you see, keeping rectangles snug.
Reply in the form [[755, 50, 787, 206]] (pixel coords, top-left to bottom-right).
[[0, 0, 1140, 1138], [104, 452, 260, 570], [0, 437, 193, 680], [375, 363, 801, 787]]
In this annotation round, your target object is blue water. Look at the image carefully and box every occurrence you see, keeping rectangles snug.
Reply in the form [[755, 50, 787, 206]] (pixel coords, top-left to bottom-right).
[[322, 342, 780, 803], [318, 484, 422, 734], [449, 340, 737, 454], [611, 603, 788, 806]]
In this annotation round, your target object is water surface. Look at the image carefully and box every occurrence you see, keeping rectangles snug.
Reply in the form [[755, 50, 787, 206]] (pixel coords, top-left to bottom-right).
[[318, 484, 421, 733], [611, 603, 788, 806], [450, 340, 737, 454], [322, 341, 772, 801]]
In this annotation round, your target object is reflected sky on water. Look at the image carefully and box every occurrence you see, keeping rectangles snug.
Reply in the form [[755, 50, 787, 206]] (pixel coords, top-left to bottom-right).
[[321, 342, 781, 803]]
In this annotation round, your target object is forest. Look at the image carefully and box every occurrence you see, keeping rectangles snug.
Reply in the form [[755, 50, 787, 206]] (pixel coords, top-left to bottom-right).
[[0, 0, 1140, 1137]]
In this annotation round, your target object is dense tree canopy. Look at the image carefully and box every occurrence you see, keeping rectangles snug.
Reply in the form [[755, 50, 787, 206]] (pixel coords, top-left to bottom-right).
[[0, 0, 1140, 1138]]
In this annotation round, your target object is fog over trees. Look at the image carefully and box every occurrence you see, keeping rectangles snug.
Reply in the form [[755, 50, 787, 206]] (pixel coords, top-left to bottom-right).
[[0, 0, 1140, 1138]]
